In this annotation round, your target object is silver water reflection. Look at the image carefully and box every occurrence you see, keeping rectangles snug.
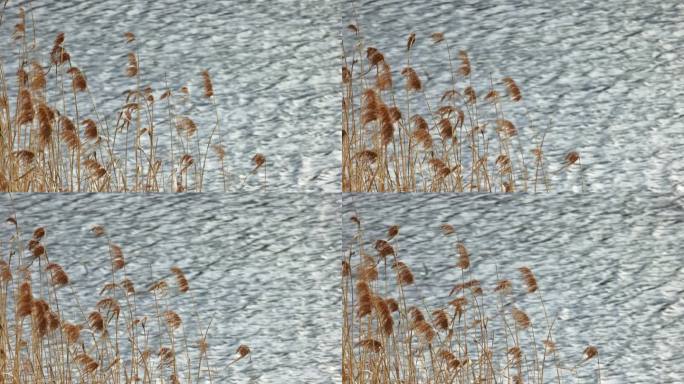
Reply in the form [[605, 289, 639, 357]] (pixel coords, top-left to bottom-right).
[[343, 193, 684, 383], [344, 0, 684, 192], [1, 193, 339, 383], [1, 0, 341, 191]]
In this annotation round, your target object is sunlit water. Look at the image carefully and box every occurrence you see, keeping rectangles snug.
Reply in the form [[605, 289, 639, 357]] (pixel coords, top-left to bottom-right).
[[343, 0, 684, 193], [0, 193, 340, 383], [343, 193, 684, 383], [1, 0, 341, 192]]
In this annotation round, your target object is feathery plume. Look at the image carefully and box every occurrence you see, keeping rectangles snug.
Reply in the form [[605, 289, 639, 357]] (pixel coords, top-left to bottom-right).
[[46, 263, 69, 287], [170, 267, 189, 293], [251, 153, 266, 173], [401, 67, 422, 91], [456, 242, 470, 269], [393, 261, 414, 286], [126, 53, 138, 77], [458, 50, 471, 77], [201, 69, 214, 98], [502, 77, 522, 102], [511, 307, 531, 329], [431, 32, 444, 44], [518, 267, 538, 293], [406, 32, 416, 51]]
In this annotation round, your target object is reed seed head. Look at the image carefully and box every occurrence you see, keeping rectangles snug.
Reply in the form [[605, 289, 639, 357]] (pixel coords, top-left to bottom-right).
[[432, 309, 449, 331], [356, 339, 382, 352], [164, 310, 182, 330], [201, 69, 214, 98], [456, 242, 470, 269], [124, 32, 136, 43], [251, 153, 266, 173], [393, 261, 414, 285], [458, 51, 471, 77], [401, 67, 422, 91], [46, 263, 69, 287], [170, 267, 189, 293], [126, 53, 138, 77], [518, 267, 538, 293], [502, 77, 522, 102], [387, 225, 399, 240], [374, 239, 394, 258], [75, 353, 99, 374], [237, 344, 251, 358], [511, 307, 531, 329], [431, 32, 444, 44], [583, 345, 598, 360], [17, 281, 33, 318], [406, 32, 416, 51]]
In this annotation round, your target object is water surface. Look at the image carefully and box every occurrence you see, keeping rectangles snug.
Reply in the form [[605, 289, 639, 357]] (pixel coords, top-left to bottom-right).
[[1, 193, 340, 383], [344, 0, 684, 192], [343, 193, 684, 383], [1, 0, 341, 191]]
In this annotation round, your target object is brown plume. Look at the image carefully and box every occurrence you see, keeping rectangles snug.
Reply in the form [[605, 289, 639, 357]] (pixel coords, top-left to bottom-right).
[[46, 263, 69, 287], [170, 267, 189, 293], [393, 261, 414, 286], [511, 307, 531, 329], [432, 309, 449, 331], [67, 67, 87, 92], [126, 53, 138, 77], [164, 311, 182, 330], [407, 32, 416, 51], [456, 242, 470, 269], [458, 51, 471, 77], [502, 77, 522, 102], [201, 69, 214, 98], [401, 67, 422, 91], [110, 244, 125, 271], [17, 281, 33, 318], [75, 353, 99, 374], [431, 32, 445, 44], [518, 267, 538, 293], [356, 281, 372, 318], [17, 89, 33, 127]]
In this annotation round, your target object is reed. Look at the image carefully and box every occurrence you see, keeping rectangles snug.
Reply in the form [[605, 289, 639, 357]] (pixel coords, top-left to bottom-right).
[[0, 4, 267, 192], [341, 24, 584, 192], [0, 213, 250, 383], [342, 217, 601, 383]]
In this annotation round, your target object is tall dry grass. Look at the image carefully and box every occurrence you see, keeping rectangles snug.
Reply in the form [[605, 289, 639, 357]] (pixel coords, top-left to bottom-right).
[[341, 24, 584, 192], [342, 217, 601, 383], [0, 213, 250, 383], [0, 5, 267, 192]]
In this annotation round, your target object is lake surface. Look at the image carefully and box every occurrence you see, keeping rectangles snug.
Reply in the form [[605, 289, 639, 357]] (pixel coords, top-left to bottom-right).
[[1, 0, 341, 192], [343, 193, 684, 383], [0, 193, 340, 383], [2, 0, 682, 192], [343, 0, 684, 193]]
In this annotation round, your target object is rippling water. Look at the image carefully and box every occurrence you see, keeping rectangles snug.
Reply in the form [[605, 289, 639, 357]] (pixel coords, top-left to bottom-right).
[[1, 0, 341, 192], [343, 193, 684, 383], [343, 0, 684, 192], [0, 193, 340, 383]]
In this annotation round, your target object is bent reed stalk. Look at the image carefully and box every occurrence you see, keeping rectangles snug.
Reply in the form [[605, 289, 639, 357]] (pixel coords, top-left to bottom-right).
[[0, 5, 267, 192], [342, 217, 601, 383], [341, 23, 584, 192], [0, 213, 250, 383]]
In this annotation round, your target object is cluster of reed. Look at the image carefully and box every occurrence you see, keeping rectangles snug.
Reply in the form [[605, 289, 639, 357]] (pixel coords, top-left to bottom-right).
[[0, 215, 250, 383], [342, 218, 601, 383], [0, 5, 267, 192], [341, 25, 583, 192]]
